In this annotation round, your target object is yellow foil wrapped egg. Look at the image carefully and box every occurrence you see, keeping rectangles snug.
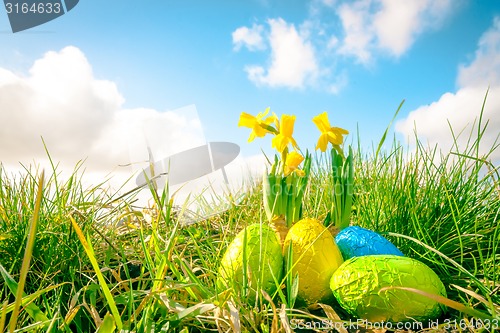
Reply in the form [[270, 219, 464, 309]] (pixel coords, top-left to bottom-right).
[[284, 218, 344, 305]]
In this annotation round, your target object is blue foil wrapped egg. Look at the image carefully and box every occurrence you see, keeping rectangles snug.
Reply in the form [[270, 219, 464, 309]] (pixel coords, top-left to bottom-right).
[[335, 226, 403, 259]]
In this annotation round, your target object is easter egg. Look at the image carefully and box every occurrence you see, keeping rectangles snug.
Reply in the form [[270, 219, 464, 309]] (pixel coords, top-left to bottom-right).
[[217, 223, 283, 299], [330, 255, 447, 322], [284, 218, 343, 305], [335, 226, 403, 259]]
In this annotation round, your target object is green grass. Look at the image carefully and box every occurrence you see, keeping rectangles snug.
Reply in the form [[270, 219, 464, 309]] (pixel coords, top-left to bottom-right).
[[1, 108, 499, 332]]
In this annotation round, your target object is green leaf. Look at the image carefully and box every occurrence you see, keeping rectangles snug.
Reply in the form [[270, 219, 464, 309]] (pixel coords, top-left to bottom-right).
[[0, 263, 51, 325], [9, 171, 46, 331], [285, 242, 298, 308], [96, 313, 116, 333], [70, 216, 123, 330], [375, 99, 404, 159], [174, 302, 217, 321], [380, 286, 494, 320]]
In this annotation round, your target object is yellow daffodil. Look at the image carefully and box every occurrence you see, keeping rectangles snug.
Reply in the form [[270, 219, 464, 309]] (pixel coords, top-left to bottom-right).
[[284, 151, 305, 177], [312, 112, 349, 152], [272, 114, 299, 153], [238, 107, 277, 142]]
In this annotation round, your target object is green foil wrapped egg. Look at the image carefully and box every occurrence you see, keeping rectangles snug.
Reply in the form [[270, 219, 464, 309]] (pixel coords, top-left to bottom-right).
[[217, 223, 283, 299], [330, 255, 446, 322]]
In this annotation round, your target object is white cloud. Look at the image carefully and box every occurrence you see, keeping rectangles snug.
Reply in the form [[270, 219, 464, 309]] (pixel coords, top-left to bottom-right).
[[0, 47, 122, 164], [457, 17, 500, 89], [233, 1, 455, 93], [322, 0, 337, 7], [241, 18, 319, 89], [327, 36, 339, 50], [337, 0, 453, 63], [374, 0, 451, 57], [0, 46, 267, 214], [337, 0, 374, 63], [327, 70, 348, 94], [232, 23, 266, 51], [395, 18, 500, 160], [0, 46, 206, 188]]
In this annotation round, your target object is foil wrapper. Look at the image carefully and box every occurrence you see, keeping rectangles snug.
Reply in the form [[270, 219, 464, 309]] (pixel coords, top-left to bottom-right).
[[217, 224, 283, 298], [284, 218, 344, 305], [335, 226, 403, 259], [330, 255, 447, 322]]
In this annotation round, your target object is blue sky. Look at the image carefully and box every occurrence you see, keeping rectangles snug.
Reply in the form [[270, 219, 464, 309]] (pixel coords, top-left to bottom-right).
[[1, 0, 499, 191]]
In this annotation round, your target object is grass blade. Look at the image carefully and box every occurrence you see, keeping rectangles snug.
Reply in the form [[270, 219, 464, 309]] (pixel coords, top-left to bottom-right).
[[0, 301, 7, 333], [70, 215, 123, 330], [0, 264, 51, 325], [375, 99, 404, 159], [9, 170, 45, 332], [96, 313, 117, 333], [380, 286, 494, 320], [387, 232, 490, 294]]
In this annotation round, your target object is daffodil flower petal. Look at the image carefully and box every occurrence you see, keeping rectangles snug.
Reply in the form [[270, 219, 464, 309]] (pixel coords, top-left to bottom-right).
[[287, 136, 298, 151], [272, 134, 289, 153], [238, 108, 278, 142], [316, 134, 329, 152], [333, 127, 349, 135]]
